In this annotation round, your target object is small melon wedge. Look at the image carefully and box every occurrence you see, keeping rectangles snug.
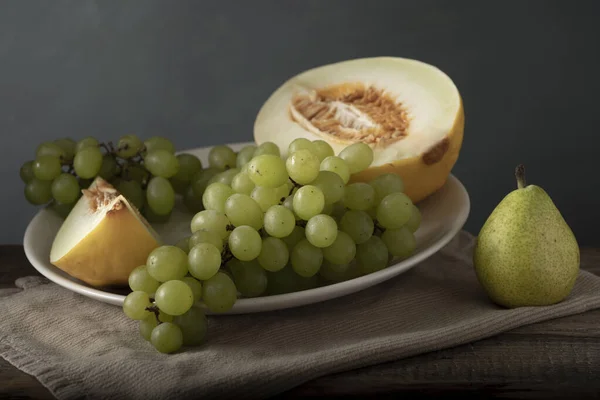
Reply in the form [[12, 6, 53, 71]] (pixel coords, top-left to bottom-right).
[[253, 56, 464, 203], [50, 177, 161, 287]]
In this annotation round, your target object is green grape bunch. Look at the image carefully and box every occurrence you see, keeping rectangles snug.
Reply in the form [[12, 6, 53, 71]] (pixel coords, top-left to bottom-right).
[[19, 135, 212, 222], [121, 138, 423, 354]]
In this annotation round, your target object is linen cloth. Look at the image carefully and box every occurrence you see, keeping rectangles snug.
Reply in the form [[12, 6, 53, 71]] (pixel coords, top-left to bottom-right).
[[2, 230, 600, 400]]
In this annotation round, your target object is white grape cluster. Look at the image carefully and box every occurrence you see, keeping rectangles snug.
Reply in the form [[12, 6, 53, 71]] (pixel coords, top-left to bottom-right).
[[20, 135, 206, 223], [123, 138, 421, 354]]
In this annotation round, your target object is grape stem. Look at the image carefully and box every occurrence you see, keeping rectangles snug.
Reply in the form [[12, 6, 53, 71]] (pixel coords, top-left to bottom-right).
[[145, 305, 162, 324], [221, 243, 234, 266], [374, 220, 385, 235], [99, 142, 112, 155], [288, 178, 302, 195]]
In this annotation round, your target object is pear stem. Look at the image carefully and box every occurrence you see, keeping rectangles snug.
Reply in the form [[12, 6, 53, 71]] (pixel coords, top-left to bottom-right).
[[515, 164, 526, 189]]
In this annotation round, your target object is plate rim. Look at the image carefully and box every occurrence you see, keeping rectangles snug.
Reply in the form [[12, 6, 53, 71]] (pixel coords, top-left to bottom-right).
[[23, 142, 471, 315]]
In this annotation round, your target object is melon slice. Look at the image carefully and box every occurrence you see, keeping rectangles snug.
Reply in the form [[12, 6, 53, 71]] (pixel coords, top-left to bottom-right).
[[253, 57, 464, 203], [50, 177, 161, 287]]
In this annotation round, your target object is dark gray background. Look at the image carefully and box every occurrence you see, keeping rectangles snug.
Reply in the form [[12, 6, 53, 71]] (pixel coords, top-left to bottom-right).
[[2, 0, 599, 245]]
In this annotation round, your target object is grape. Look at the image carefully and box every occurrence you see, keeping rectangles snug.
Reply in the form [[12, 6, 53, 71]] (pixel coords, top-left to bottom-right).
[[405, 204, 422, 233], [171, 153, 202, 182], [188, 243, 222, 280], [208, 145, 236, 169], [231, 172, 255, 195], [36, 142, 66, 160], [266, 264, 319, 295], [146, 176, 175, 215], [305, 214, 338, 248], [286, 149, 320, 185], [202, 182, 234, 213], [53, 138, 77, 161], [139, 311, 172, 341], [49, 201, 74, 218], [282, 225, 305, 251], [208, 168, 240, 186], [73, 146, 103, 179], [173, 307, 208, 346], [98, 155, 118, 180], [263, 205, 295, 238], [79, 178, 93, 189], [143, 150, 179, 178], [288, 138, 315, 155], [282, 195, 297, 218], [202, 271, 237, 313], [321, 202, 333, 215], [154, 280, 194, 316], [250, 186, 280, 212], [257, 237, 289, 272], [228, 259, 268, 297], [382, 227, 416, 258], [75, 137, 99, 153], [369, 173, 405, 203], [356, 235, 389, 274], [181, 276, 203, 303], [330, 201, 347, 221], [312, 140, 334, 162], [117, 180, 144, 210], [128, 265, 160, 294], [189, 230, 224, 251], [320, 156, 350, 184], [377, 192, 413, 229], [175, 237, 191, 253], [123, 164, 150, 185], [113, 134, 141, 158], [169, 177, 188, 195], [339, 210, 374, 244], [122, 291, 152, 320], [228, 225, 262, 261], [277, 182, 293, 199], [20, 161, 35, 183], [150, 322, 183, 354], [24, 179, 52, 205], [190, 210, 230, 239], [253, 141, 280, 157], [291, 239, 323, 277], [146, 246, 189, 282], [144, 136, 175, 154], [191, 167, 222, 197], [236, 145, 257, 168], [51, 173, 80, 204], [339, 142, 374, 174], [344, 182, 375, 211], [33, 155, 62, 181], [224, 193, 264, 230], [143, 206, 172, 223], [322, 231, 356, 265], [319, 260, 351, 283], [293, 185, 324, 220], [247, 155, 288, 188], [183, 186, 204, 213], [310, 171, 345, 205]]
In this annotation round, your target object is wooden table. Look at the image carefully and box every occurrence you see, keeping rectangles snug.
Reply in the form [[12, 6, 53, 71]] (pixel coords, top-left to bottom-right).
[[2, 245, 600, 399]]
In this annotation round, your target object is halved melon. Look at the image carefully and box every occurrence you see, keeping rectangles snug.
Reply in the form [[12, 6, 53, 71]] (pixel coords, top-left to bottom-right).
[[253, 57, 464, 203], [50, 177, 161, 287]]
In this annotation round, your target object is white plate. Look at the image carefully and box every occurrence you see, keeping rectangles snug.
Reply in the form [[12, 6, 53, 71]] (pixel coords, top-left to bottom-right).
[[23, 142, 470, 315]]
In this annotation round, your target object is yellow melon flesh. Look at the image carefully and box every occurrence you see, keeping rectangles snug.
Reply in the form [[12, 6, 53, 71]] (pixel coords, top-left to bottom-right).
[[253, 56, 464, 203], [50, 177, 161, 287]]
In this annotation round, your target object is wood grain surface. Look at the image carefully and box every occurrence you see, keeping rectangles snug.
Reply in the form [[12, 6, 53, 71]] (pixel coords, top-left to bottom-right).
[[1, 245, 599, 399]]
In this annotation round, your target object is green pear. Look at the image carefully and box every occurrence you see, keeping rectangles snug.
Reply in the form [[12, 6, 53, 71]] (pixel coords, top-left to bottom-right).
[[473, 164, 580, 308]]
